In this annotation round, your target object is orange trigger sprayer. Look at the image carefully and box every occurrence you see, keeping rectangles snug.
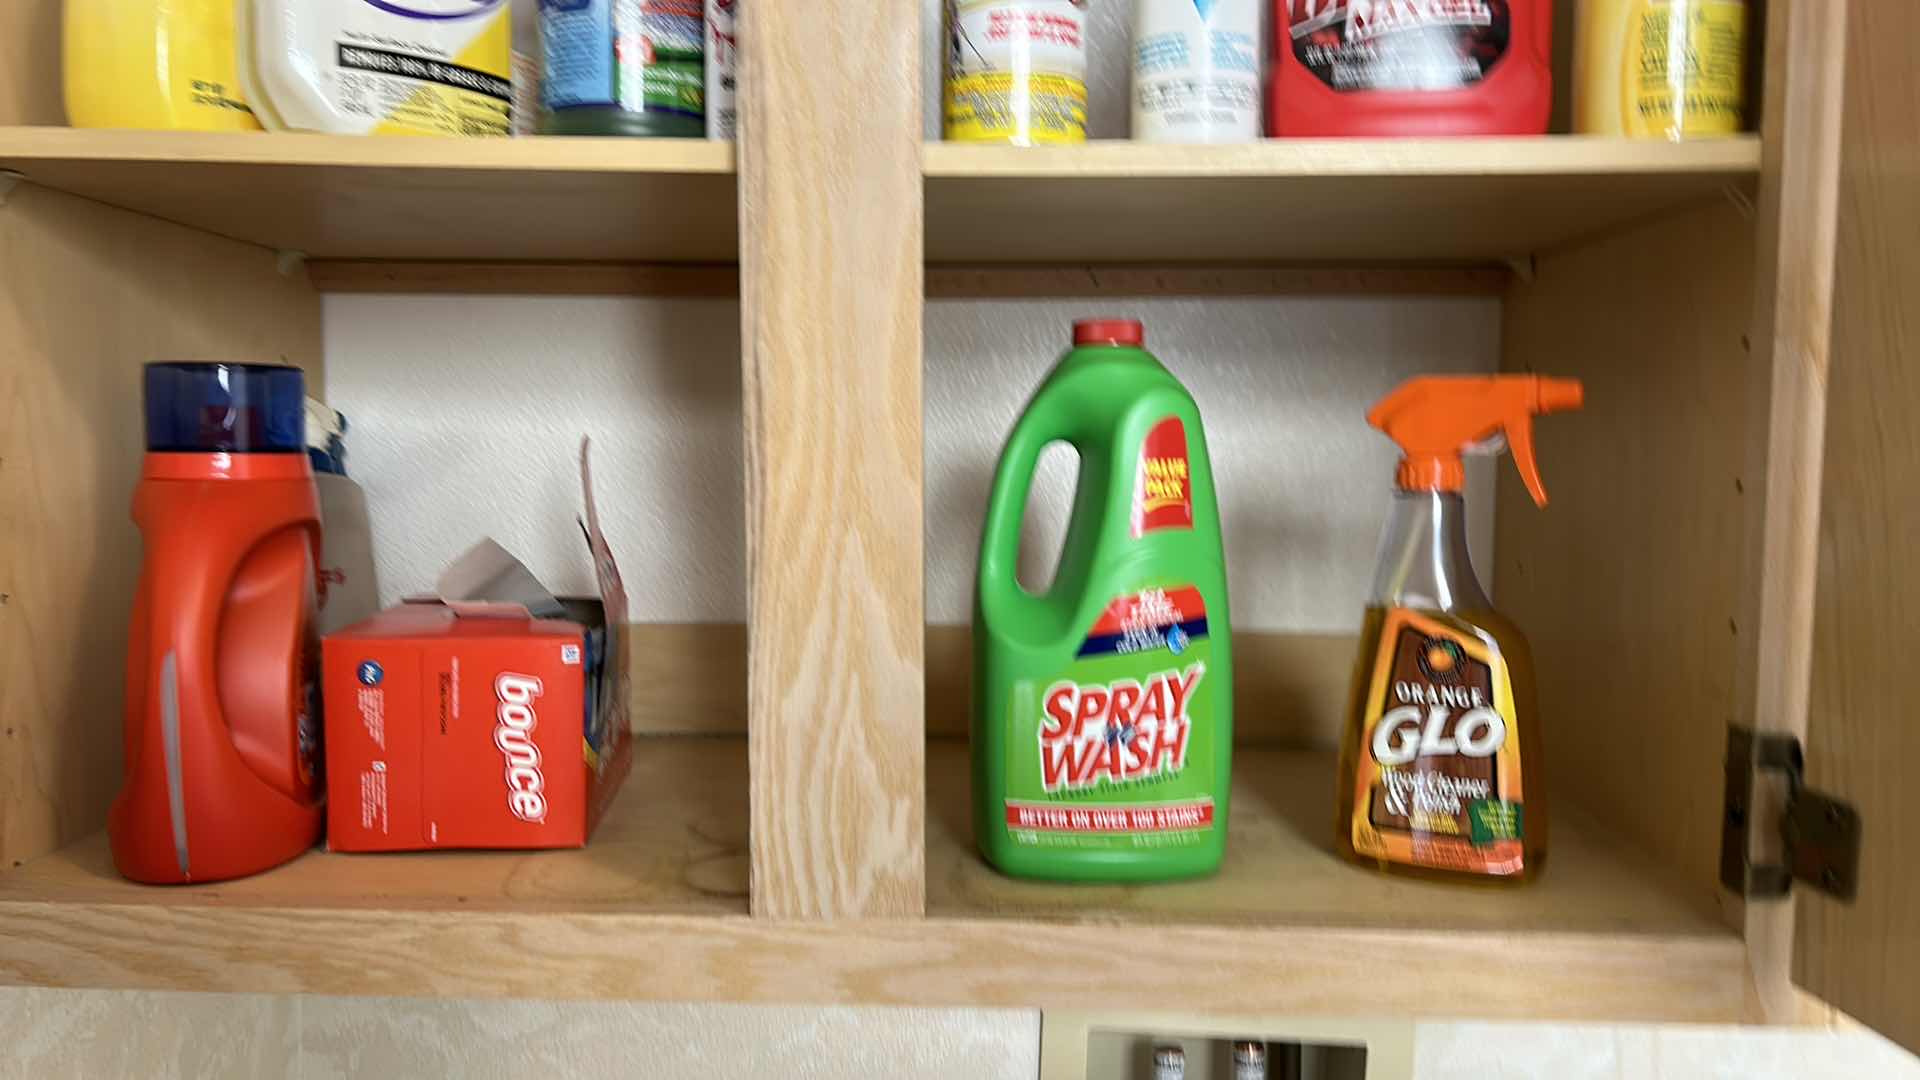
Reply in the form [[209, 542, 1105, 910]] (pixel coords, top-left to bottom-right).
[[1366, 375, 1584, 505]]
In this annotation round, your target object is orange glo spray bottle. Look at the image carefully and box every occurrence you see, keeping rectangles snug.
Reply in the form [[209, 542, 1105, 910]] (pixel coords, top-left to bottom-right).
[[110, 363, 325, 884], [1338, 375, 1582, 884]]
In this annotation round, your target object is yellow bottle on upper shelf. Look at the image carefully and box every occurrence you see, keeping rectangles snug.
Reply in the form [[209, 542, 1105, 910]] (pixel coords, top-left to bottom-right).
[[64, 0, 263, 131], [1574, 0, 1749, 139]]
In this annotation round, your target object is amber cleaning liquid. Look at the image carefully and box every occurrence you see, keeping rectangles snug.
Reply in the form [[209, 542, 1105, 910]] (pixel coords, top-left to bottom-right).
[[1336, 492, 1548, 883]]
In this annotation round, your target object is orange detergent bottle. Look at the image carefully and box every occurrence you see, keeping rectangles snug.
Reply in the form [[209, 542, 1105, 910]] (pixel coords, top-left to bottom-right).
[[1338, 375, 1582, 884], [110, 363, 324, 884]]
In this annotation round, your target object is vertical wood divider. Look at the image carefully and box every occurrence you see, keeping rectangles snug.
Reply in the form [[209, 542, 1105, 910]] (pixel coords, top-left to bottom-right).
[[1736, 0, 1849, 1024], [738, 3, 927, 918]]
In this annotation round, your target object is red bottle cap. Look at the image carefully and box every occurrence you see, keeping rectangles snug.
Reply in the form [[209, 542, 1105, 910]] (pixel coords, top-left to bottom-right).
[[1072, 319, 1144, 347]]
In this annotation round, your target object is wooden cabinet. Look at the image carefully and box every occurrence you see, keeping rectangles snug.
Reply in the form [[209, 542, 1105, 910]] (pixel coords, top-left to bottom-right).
[[1, 0, 1914, 1058]]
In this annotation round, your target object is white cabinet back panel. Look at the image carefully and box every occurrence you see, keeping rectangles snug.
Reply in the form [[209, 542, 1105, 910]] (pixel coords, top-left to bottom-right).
[[323, 295, 745, 620], [324, 294, 1497, 631]]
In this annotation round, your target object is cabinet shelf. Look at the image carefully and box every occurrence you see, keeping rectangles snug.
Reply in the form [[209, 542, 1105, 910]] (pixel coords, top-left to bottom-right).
[[0, 130, 1758, 268], [0, 735, 1744, 1019], [0, 735, 749, 917], [924, 136, 1762, 264], [0, 128, 737, 261], [927, 741, 1729, 937]]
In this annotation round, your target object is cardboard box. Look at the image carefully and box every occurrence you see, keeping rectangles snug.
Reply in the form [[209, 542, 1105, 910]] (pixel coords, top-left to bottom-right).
[[321, 441, 631, 852]]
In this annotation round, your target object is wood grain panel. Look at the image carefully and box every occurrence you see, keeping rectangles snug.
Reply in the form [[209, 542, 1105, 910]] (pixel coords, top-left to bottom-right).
[[924, 265, 1510, 297], [738, 2, 925, 918], [0, 1, 61, 126], [627, 624, 748, 735], [928, 743, 1723, 934], [0, 129, 737, 261], [0, 184, 321, 870], [0, 736, 1740, 1015], [0, 737, 746, 913], [920, 138, 1762, 182], [1494, 197, 1755, 931], [1735, 0, 1851, 1028], [924, 138, 1760, 264], [0, 900, 1744, 1021], [1794, 0, 1920, 1052], [305, 261, 1506, 298], [308, 261, 744, 297]]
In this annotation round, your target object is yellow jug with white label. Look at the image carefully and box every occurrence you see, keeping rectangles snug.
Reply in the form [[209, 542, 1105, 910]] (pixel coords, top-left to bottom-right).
[[1573, 0, 1748, 139], [64, 0, 262, 130]]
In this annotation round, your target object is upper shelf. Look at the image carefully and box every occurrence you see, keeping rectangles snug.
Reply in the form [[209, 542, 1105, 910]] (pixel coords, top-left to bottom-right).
[[0, 129, 1760, 267], [0, 127, 738, 261], [923, 136, 1763, 264]]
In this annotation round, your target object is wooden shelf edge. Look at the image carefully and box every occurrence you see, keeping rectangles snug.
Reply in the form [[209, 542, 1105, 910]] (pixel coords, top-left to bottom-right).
[[0, 129, 1752, 182], [0, 126, 736, 175], [304, 262, 1510, 297], [306, 261, 746, 296], [0, 128, 739, 260], [0, 900, 1746, 1020], [923, 136, 1762, 180]]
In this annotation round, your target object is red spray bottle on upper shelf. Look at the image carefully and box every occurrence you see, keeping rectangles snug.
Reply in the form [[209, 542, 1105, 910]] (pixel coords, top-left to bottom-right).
[[1270, 0, 1553, 136], [110, 363, 325, 884]]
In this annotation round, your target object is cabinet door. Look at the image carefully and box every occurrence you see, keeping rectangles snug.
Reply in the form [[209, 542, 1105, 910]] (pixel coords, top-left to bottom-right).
[[1794, 0, 1920, 1053]]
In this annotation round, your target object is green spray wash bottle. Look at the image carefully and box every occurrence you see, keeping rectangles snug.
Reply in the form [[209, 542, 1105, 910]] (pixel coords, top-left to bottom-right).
[[973, 319, 1234, 881]]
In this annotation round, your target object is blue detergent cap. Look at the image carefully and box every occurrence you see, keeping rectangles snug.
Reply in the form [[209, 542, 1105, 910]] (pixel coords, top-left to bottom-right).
[[144, 363, 305, 454]]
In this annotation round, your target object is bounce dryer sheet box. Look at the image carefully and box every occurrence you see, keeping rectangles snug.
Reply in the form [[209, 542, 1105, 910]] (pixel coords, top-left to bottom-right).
[[322, 441, 631, 852]]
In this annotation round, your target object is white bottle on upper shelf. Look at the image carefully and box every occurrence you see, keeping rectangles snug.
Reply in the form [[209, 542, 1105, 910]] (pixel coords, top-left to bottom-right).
[[1131, 0, 1262, 143]]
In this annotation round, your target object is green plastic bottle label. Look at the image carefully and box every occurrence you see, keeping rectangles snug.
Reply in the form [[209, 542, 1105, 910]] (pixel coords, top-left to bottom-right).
[[1003, 585, 1217, 849]]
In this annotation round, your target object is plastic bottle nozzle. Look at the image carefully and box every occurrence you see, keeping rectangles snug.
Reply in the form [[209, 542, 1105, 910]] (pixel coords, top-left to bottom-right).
[[1538, 377, 1584, 414], [1368, 375, 1585, 507]]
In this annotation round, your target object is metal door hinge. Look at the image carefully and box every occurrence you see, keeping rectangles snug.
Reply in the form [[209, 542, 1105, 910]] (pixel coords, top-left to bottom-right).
[[1722, 727, 1861, 901]]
